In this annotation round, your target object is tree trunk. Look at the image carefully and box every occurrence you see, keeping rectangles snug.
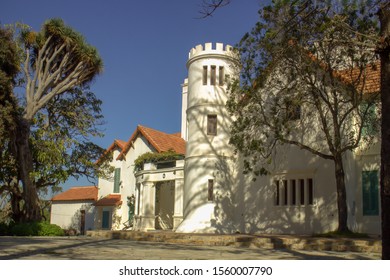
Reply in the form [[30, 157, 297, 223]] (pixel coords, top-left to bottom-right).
[[10, 191, 22, 222], [15, 118, 42, 222], [334, 153, 349, 233], [379, 3, 390, 260]]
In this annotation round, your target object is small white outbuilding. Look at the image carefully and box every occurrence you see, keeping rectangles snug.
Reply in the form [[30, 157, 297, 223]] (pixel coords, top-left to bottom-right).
[[50, 186, 98, 234]]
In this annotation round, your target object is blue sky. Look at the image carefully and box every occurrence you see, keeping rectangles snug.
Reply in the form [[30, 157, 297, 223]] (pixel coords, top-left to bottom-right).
[[1, 0, 266, 192]]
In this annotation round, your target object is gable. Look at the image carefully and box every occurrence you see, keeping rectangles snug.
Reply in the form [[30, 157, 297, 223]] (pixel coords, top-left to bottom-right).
[[117, 125, 186, 160]]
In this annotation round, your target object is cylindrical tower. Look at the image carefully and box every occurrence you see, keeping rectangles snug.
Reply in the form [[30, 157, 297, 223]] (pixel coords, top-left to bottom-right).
[[176, 42, 239, 233]]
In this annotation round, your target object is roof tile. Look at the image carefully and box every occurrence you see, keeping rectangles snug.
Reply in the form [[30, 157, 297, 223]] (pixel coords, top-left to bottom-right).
[[336, 61, 380, 94], [96, 139, 126, 164], [94, 194, 122, 206], [117, 125, 186, 160], [52, 186, 98, 202]]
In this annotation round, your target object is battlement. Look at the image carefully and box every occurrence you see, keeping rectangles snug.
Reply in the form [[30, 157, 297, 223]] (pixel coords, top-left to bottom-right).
[[188, 42, 235, 60]]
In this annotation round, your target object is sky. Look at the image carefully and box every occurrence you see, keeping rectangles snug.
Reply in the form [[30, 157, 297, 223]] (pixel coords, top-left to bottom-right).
[[1, 0, 267, 192]]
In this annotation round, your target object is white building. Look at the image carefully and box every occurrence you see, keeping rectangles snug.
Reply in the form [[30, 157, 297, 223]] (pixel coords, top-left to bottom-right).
[[52, 42, 381, 235], [94, 125, 186, 231], [51, 186, 97, 234]]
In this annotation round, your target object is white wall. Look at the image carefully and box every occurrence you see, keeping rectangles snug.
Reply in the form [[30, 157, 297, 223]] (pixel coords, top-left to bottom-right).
[[179, 43, 238, 233], [96, 135, 155, 229], [177, 42, 382, 235], [50, 201, 95, 232]]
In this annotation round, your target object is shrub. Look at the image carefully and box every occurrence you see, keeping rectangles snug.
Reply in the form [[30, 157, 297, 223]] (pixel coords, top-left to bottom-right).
[[0, 222, 12, 236], [10, 222, 38, 236], [37, 222, 64, 236], [10, 222, 64, 236], [134, 150, 184, 172]]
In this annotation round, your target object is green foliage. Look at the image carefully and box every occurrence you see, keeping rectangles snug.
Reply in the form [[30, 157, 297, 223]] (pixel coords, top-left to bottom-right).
[[228, 0, 380, 176], [0, 222, 12, 236], [0, 26, 20, 215], [21, 18, 102, 84], [1, 19, 107, 223], [29, 86, 106, 189], [134, 151, 184, 172], [8, 222, 64, 236], [227, 0, 382, 232]]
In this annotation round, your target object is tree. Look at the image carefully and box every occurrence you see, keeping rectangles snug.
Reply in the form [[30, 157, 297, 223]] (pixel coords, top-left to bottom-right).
[[200, 0, 390, 260], [378, 1, 390, 260], [0, 26, 21, 223], [227, 0, 381, 233], [0, 19, 107, 223], [198, 0, 231, 18]]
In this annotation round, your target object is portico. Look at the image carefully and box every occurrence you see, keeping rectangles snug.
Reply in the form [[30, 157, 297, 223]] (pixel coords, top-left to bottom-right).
[[133, 159, 184, 231]]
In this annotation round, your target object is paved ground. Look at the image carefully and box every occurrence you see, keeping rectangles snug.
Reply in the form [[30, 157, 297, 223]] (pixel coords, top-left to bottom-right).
[[0, 236, 381, 260]]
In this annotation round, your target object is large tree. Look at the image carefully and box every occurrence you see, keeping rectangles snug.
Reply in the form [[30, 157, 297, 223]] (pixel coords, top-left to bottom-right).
[[378, 1, 390, 260], [0, 19, 107, 223], [0, 26, 20, 223], [227, 0, 381, 233]]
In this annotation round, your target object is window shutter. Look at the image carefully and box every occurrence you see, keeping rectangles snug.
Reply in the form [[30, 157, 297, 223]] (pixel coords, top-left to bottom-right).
[[114, 168, 121, 193], [362, 170, 379, 215]]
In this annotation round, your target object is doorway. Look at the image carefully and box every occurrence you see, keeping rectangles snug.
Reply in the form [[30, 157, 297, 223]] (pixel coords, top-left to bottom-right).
[[102, 210, 110, 229], [155, 181, 175, 230], [80, 210, 86, 235]]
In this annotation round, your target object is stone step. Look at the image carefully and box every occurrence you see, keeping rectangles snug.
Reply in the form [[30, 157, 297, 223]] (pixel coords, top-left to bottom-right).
[[86, 230, 381, 253]]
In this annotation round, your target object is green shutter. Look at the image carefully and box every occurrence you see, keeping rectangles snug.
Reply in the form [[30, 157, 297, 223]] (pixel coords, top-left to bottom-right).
[[102, 210, 110, 229], [113, 168, 121, 193], [362, 170, 379, 216]]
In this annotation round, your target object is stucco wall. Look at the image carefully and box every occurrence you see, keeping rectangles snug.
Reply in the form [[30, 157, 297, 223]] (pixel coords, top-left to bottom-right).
[[50, 201, 95, 232], [96, 135, 155, 229]]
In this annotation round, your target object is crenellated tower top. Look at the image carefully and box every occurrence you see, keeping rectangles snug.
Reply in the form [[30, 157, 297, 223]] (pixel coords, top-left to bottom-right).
[[187, 42, 237, 67]]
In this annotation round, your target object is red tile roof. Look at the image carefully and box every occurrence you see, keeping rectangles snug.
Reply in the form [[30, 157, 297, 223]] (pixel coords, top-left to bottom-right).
[[171, 132, 182, 137], [291, 41, 381, 94], [114, 139, 127, 150], [117, 125, 186, 160], [96, 139, 126, 164], [94, 194, 122, 206], [52, 186, 98, 202], [336, 61, 380, 94]]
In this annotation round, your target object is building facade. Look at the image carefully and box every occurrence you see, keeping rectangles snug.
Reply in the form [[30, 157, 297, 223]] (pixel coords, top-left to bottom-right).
[[51, 42, 381, 235], [51, 186, 98, 234]]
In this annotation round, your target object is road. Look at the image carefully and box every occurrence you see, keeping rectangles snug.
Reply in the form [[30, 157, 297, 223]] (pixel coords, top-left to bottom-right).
[[0, 236, 381, 260]]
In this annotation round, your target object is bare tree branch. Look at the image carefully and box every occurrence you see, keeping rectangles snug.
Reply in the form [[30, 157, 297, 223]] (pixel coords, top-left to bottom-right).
[[198, 0, 231, 18]]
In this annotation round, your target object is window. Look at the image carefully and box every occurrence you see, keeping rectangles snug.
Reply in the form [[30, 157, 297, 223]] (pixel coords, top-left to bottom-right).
[[274, 177, 314, 206], [203, 66, 208, 85], [207, 115, 217, 136], [275, 180, 280, 206], [156, 161, 175, 169], [283, 180, 288, 206], [362, 170, 379, 216], [285, 98, 301, 121], [113, 168, 121, 193], [291, 179, 296, 205], [219, 66, 224, 86], [208, 179, 214, 201], [361, 103, 378, 136], [210, 65, 216, 85]]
